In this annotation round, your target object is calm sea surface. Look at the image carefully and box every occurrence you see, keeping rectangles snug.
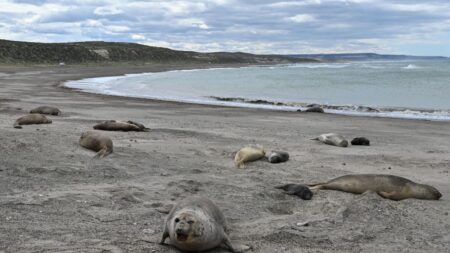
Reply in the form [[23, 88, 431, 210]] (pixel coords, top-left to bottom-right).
[[66, 60, 450, 121]]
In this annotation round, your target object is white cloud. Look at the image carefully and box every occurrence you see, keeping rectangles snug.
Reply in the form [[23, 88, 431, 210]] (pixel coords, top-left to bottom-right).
[[94, 6, 123, 16], [285, 14, 316, 23], [1, 0, 450, 55]]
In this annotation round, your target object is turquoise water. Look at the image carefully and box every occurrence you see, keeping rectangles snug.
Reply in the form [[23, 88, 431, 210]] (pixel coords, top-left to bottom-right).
[[66, 60, 450, 121]]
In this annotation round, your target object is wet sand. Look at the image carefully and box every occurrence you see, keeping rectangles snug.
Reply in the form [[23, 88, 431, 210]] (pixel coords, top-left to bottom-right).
[[0, 64, 449, 252]]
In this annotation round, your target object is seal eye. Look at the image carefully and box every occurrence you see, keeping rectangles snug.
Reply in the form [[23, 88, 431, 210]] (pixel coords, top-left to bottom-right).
[[187, 220, 194, 225], [174, 218, 180, 223]]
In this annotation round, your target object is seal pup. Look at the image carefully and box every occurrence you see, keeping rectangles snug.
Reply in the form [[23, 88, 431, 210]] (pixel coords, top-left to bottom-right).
[[234, 146, 265, 168], [29, 106, 61, 116], [308, 174, 442, 201], [351, 137, 370, 146], [93, 120, 150, 132], [79, 131, 113, 158], [13, 114, 52, 129], [268, 151, 289, 163], [160, 196, 236, 252], [275, 184, 313, 200], [312, 133, 348, 147]]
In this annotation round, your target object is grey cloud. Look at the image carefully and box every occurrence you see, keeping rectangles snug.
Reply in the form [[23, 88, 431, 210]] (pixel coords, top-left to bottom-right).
[[2, 0, 450, 55]]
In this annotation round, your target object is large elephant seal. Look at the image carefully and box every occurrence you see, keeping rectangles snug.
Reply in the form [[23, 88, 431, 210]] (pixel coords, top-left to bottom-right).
[[305, 107, 324, 113], [30, 106, 61, 116], [79, 131, 113, 158], [268, 151, 289, 163], [275, 184, 313, 200], [308, 174, 442, 201], [13, 114, 52, 129], [93, 120, 150, 132], [160, 196, 236, 252], [312, 133, 348, 147], [234, 146, 265, 168]]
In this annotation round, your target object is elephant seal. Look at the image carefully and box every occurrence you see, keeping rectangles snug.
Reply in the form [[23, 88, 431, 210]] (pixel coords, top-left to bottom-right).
[[29, 106, 61, 116], [79, 131, 113, 158], [268, 151, 289, 163], [312, 133, 348, 147], [13, 114, 52, 129], [275, 184, 313, 200], [234, 146, 265, 168], [305, 107, 324, 113], [308, 174, 442, 201], [351, 137, 370, 146], [93, 120, 150, 132], [160, 196, 236, 252]]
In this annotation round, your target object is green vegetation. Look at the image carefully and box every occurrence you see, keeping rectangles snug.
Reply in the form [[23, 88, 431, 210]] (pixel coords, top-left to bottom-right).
[[0, 39, 316, 65]]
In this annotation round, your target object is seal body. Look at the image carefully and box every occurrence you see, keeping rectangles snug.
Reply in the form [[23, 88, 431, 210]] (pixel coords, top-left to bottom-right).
[[275, 184, 313, 200], [305, 107, 324, 113], [234, 146, 265, 168], [14, 114, 52, 129], [79, 131, 113, 158], [160, 196, 236, 252], [309, 174, 442, 201], [312, 133, 348, 147], [268, 151, 289, 164], [30, 106, 61, 116], [351, 137, 370, 146], [93, 120, 149, 132]]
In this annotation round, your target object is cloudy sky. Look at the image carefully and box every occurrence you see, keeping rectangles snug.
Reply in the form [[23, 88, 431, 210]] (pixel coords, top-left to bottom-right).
[[1, 0, 450, 56]]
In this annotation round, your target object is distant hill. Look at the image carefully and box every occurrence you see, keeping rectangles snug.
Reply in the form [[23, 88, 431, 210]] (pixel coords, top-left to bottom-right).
[[288, 53, 448, 61], [0, 39, 316, 65]]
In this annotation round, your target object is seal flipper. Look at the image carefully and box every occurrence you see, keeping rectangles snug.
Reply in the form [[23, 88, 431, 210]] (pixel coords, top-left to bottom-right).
[[93, 148, 111, 158], [221, 232, 237, 253], [13, 121, 22, 129], [377, 191, 403, 201], [306, 182, 326, 190], [160, 229, 169, 245], [274, 184, 288, 190]]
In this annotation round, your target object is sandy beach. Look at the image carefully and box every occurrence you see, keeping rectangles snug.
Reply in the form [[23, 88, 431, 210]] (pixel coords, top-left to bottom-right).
[[0, 64, 449, 253]]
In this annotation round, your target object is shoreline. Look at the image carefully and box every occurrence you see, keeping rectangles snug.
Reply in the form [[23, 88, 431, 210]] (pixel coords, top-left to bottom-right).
[[1, 64, 449, 252], [62, 64, 450, 122]]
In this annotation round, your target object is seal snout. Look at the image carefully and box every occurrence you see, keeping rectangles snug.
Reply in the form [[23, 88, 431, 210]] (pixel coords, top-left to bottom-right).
[[176, 232, 189, 241]]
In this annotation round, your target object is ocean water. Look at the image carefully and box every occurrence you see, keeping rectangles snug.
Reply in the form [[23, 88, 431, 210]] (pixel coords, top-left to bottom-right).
[[65, 60, 450, 121]]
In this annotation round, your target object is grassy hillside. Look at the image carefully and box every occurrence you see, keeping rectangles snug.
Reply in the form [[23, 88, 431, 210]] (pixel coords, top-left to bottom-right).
[[0, 39, 315, 65]]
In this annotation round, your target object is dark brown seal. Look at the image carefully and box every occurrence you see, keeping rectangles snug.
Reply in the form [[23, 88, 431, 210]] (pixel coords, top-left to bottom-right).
[[308, 174, 442, 201], [30, 106, 61, 116], [268, 151, 289, 163], [351, 137, 370, 146], [79, 131, 113, 158], [93, 120, 150, 132], [13, 114, 52, 129], [161, 196, 236, 252], [275, 184, 313, 200], [305, 107, 324, 113]]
